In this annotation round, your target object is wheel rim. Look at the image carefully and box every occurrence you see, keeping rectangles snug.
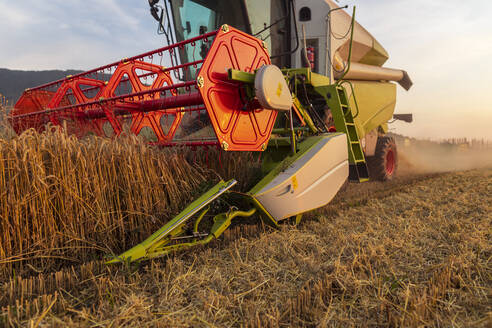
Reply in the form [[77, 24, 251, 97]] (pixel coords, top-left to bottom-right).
[[385, 149, 395, 175]]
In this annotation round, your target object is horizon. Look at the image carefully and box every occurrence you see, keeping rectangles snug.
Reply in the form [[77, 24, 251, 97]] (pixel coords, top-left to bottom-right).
[[0, 0, 491, 140]]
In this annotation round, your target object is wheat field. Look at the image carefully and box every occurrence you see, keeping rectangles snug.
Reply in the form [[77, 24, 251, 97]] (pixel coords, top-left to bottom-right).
[[0, 116, 490, 326], [0, 123, 259, 280]]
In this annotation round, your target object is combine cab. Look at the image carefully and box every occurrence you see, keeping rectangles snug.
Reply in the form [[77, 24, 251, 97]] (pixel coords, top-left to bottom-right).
[[10, 0, 413, 263]]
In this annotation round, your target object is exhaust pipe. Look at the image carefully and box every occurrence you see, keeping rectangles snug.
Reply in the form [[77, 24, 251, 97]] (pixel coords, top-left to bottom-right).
[[393, 114, 413, 123]]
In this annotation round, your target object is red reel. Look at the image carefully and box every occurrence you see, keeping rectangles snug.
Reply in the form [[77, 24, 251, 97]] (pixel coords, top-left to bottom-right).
[[11, 25, 278, 152]]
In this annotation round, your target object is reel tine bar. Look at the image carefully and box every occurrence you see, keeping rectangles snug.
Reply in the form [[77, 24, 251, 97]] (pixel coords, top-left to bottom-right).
[[10, 26, 278, 151]]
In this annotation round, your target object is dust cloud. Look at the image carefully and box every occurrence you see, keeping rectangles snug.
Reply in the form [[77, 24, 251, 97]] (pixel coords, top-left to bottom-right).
[[396, 138, 492, 175]]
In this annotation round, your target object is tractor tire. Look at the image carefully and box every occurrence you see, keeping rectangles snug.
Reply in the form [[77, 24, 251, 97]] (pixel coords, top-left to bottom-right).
[[367, 136, 398, 181]]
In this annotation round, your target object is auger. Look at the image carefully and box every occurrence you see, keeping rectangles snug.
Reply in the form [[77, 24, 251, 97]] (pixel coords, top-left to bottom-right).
[[10, 0, 414, 263]]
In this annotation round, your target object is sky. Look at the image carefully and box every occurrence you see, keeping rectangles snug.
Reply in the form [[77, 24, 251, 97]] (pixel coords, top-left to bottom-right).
[[0, 0, 491, 140], [345, 0, 492, 140]]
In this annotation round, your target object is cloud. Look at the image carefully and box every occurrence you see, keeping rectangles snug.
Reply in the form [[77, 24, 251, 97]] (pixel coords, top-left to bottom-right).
[[0, 0, 163, 70], [0, 2, 33, 24]]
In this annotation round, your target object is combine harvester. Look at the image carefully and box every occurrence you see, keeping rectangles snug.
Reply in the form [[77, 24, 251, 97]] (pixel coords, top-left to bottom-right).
[[9, 0, 412, 262]]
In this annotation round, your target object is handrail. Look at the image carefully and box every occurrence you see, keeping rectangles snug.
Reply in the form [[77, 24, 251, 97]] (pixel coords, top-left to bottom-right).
[[338, 80, 360, 119], [336, 7, 356, 84]]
